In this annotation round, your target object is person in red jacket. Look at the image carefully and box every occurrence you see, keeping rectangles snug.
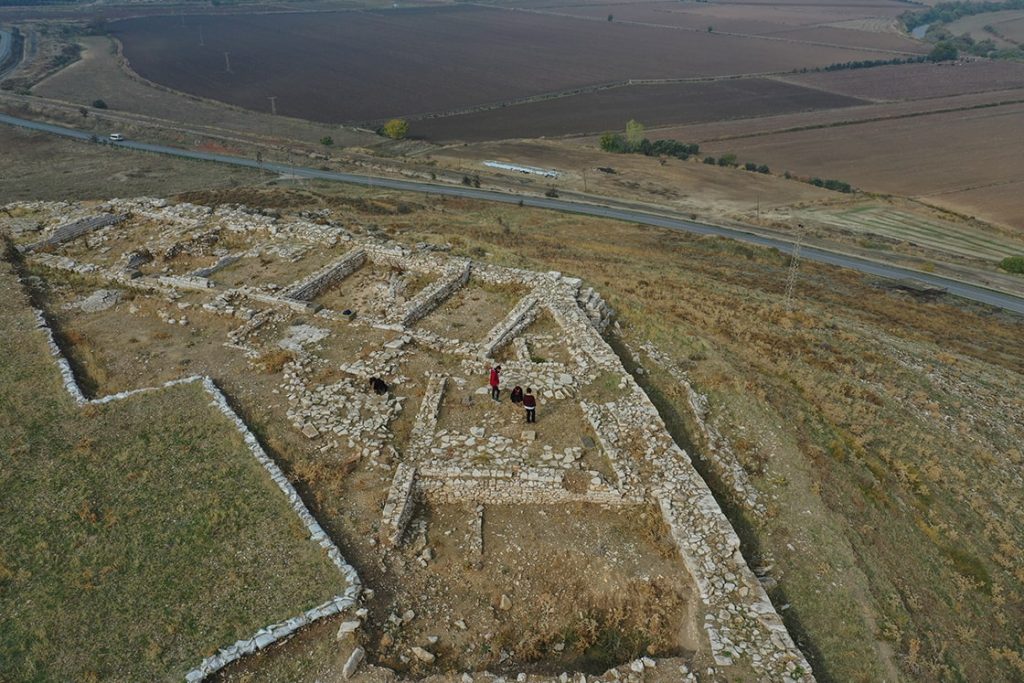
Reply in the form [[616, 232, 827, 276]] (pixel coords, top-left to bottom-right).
[[522, 387, 537, 423], [489, 365, 501, 400]]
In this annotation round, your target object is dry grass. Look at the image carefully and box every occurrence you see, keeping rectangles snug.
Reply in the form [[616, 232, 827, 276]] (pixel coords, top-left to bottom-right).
[[285, 184, 1024, 683], [0, 254, 348, 682]]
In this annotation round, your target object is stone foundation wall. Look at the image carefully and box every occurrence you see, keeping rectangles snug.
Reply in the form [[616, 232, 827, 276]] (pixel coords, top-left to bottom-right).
[[400, 262, 471, 327], [381, 463, 417, 546], [21, 213, 124, 253], [480, 295, 540, 358], [283, 247, 366, 301]]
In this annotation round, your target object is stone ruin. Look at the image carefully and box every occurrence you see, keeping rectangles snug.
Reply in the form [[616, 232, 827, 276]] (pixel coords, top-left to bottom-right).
[[2, 197, 814, 682]]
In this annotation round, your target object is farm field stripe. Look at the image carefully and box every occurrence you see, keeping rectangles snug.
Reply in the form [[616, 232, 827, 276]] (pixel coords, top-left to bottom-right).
[[678, 96, 1024, 142], [508, 5, 922, 56], [2, 112, 1022, 315]]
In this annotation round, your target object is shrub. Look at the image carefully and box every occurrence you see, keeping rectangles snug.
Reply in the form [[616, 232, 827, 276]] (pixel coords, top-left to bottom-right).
[[703, 156, 716, 165], [999, 255, 1024, 274], [381, 118, 408, 140], [320, 136, 333, 146], [92, 99, 107, 109], [544, 188, 559, 198]]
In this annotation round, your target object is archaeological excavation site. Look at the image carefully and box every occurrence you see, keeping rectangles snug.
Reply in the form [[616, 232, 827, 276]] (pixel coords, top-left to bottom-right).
[[2, 198, 813, 683]]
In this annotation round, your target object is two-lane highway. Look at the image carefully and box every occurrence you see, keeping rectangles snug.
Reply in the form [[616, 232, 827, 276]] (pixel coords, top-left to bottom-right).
[[2, 112, 1023, 315]]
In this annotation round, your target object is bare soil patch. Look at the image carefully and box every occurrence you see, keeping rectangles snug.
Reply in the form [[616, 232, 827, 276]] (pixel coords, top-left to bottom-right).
[[111, 6, 910, 124], [699, 101, 1024, 228], [413, 79, 867, 142], [415, 279, 526, 343], [781, 60, 1024, 101]]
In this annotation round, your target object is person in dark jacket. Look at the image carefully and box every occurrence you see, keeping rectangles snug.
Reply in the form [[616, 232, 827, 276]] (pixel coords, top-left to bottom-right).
[[510, 385, 524, 404], [489, 365, 501, 400], [522, 387, 536, 423]]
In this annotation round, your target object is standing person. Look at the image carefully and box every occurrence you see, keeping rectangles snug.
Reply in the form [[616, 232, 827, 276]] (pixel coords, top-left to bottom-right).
[[510, 385, 524, 404], [522, 387, 537, 423], [489, 365, 502, 401]]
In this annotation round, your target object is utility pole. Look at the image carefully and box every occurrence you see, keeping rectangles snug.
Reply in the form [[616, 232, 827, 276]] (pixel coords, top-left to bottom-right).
[[783, 223, 804, 309], [268, 96, 277, 115], [198, 25, 204, 46], [582, 168, 588, 192], [756, 193, 760, 222], [223, 52, 232, 73]]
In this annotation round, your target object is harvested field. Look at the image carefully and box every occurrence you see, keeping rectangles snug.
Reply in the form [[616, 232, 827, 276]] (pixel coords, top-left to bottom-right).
[[642, 87, 1024, 142], [946, 9, 1024, 48], [111, 5, 911, 124], [795, 205, 1024, 261], [30, 36, 376, 148], [543, 0, 912, 36], [413, 78, 868, 142], [699, 101, 1024, 228], [781, 60, 1024, 101], [757, 25, 928, 51]]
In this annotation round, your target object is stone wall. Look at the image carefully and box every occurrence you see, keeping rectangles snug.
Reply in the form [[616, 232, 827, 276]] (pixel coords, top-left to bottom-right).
[[400, 262, 471, 327], [283, 247, 366, 301], [479, 295, 540, 359], [20, 213, 124, 253], [381, 463, 417, 546]]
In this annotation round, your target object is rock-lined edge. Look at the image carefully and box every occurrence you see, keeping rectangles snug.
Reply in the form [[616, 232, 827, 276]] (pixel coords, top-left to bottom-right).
[[25, 288, 361, 683]]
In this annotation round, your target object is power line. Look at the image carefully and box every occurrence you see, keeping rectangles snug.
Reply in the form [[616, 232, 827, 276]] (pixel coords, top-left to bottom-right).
[[783, 223, 804, 309]]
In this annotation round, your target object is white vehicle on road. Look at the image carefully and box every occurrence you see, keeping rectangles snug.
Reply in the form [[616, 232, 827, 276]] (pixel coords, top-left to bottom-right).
[[109, 133, 124, 141]]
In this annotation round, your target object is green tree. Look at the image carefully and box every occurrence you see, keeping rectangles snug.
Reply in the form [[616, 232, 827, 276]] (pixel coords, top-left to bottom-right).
[[999, 255, 1024, 274], [320, 136, 334, 146], [929, 41, 959, 61], [607, 13, 613, 21], [92, 99, 107, 109], [625, 119, 645, 148], [381, 118, 409, 140], [599, 132, 626, 153]]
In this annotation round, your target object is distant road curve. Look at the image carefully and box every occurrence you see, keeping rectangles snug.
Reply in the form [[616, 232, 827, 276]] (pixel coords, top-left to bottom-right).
[[2, 112, 1023, 316]]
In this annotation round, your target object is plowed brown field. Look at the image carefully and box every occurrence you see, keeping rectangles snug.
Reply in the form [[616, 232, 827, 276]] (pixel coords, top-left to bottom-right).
[[112, 5, 912, 124]]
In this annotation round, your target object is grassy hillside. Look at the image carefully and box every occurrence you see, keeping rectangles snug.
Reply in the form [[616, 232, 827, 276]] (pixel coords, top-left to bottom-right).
[[0, 252, 347, 682], [190, 185, 1024, 683]]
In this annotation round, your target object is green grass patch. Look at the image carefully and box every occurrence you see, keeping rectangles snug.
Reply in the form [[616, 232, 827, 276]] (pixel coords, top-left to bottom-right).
[[0, 261, 347, 682]]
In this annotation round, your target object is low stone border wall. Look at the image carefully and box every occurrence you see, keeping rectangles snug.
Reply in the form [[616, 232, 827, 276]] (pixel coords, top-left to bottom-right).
[[20, 213, 125, 253], [480, 295, 539, 358], [25, 289, 361, 683], [401, 262, 471, 327], [283, 247, 367, 301]]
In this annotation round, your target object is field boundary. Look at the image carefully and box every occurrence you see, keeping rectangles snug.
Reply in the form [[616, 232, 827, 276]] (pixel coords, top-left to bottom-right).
[[501, 4, 925, 57], [657, 93, 1024, 142], [15, 261, 362, 682]]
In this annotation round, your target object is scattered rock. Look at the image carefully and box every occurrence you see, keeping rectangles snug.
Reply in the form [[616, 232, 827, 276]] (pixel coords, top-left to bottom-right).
[[302, 424, 321, 439], [499, 594, 513, 611], [336, 620, 360, 640], [78, 289, 121, 313], [411, 646, 435, 663], [342, 646, 365, 679]]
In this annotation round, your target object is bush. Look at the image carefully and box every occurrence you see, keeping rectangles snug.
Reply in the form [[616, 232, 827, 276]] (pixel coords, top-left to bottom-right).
[[381, 118, 408, 140], [92, 99, 107, 109], [757, 164, 770, 174], [929, 41, 959, 61], [544, 188, 559, 198], [999, 255, 1024, 273], [703, 156, 716, 165], [744, 162, 758, 171], [717, 153, 737, 167], [320, 136, 333, 146]]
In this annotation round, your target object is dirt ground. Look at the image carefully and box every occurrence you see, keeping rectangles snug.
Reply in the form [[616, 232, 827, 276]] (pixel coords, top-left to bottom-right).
[[415, 279, 526, 343], [0, 124, 260, 200], [30, 36, 376, 148]]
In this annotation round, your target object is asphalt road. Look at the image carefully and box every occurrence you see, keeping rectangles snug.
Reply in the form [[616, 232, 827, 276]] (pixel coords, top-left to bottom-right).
[[2, 112, 1023, 316]]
